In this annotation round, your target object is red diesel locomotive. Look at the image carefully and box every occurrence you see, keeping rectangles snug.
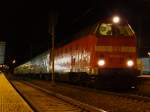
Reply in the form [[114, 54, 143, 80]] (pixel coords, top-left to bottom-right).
[[14, 16, 139, 89], [54, 16, 139, 89]]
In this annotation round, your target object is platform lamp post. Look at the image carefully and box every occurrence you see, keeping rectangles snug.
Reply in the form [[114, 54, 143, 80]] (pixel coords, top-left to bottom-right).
[[49, 11, 58, 85]]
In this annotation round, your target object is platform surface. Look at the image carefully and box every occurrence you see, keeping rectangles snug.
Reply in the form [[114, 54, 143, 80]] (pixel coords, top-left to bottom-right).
[[0, 73, 33, 112]]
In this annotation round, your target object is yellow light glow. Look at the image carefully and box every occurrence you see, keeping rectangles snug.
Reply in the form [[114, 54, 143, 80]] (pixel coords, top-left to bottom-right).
[[113, 16, 120, 23], [148, 52, 150, 57]]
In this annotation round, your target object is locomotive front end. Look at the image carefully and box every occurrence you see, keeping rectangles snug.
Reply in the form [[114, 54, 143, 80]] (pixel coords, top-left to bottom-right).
[[92, 16, 139, 89]]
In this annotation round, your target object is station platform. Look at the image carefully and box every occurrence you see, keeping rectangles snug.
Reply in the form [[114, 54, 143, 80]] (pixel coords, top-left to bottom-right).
[[0, 73, 33, 112]]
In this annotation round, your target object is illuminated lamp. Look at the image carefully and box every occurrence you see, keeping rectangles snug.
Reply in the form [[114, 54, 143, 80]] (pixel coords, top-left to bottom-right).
[[113, 16, 120, 23], [127, 60, 134, 67], [148, 52, 150, 57], [98, 59, 105, 66]]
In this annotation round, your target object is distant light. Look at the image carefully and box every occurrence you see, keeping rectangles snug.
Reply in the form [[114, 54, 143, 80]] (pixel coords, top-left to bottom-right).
[[12, 60, 16, 64], [113, 16, 120, 23], [148, 52, 150, 57], [131, 86, 135, 89]]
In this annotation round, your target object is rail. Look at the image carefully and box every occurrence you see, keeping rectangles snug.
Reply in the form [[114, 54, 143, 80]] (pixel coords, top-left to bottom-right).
[[23, 81, 107, 112]]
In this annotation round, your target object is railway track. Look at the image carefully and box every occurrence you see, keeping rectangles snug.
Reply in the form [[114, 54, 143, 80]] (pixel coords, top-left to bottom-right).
[[11, 81, 106, 112], [28, 80, 150, 112], [30, 80, 150, 102]]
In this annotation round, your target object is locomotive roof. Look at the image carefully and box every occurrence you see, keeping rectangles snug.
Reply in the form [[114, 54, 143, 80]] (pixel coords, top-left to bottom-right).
[[61, 18, 129, 46]]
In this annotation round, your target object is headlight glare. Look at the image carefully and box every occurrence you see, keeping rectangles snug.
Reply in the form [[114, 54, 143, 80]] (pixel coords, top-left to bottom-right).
[[127, 60, 134, 67], [98, 59, 105, 66]]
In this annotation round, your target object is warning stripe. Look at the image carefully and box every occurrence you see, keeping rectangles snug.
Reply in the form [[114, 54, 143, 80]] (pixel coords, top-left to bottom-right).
[[95, 46, 136, 52]]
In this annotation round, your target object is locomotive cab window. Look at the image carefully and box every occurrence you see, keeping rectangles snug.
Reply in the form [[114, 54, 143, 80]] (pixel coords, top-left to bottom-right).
[[99, 23, 112, 35], [98, 23, 134, 36]]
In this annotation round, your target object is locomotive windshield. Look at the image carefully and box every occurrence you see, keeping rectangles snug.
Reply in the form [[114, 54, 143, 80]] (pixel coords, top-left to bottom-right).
[[98, 23, 134, 36]]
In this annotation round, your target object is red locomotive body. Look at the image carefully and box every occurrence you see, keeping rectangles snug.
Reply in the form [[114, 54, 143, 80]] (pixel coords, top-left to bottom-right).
[[14, 16, 139, 90], [54, 17, 139, 89]]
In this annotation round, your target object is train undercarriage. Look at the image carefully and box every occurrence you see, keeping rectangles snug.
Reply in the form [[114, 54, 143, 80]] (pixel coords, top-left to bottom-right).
[[13, 68, 139, 91]]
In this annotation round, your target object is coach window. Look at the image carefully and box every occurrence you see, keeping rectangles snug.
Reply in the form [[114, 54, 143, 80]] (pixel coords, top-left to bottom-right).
[[99, 23, 112, 36]]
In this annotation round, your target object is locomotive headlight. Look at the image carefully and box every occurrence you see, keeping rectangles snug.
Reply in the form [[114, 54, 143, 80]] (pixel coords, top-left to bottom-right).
[[127, 60, 134, 67], [113, 16, 120, 23], [98, 59, 105, 66]]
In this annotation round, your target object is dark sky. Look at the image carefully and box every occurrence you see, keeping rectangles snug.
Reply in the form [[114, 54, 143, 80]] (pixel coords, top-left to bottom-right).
[[1, 0, 150, 66]]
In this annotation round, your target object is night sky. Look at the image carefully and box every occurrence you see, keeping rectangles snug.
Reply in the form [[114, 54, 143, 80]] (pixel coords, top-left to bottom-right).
[[0, 0, 150, 66]]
